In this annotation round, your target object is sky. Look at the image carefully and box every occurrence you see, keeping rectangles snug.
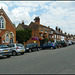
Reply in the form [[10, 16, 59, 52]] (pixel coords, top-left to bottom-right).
[[0, 1, 75, 35]]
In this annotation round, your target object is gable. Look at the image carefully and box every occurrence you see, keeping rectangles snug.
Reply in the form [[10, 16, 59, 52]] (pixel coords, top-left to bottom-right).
[[16, 24, 24, 30], [0, 9, 15, 30]]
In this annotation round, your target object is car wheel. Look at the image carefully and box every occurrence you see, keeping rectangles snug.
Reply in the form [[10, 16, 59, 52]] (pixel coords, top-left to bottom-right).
[[37, 48, 40, 51], [21, 53, 24, 55], [12, 51, 17, 56], [61, 45, 63, 47], [50, 47, 53, 50], [7, 55, 11, 58], [54, 46, 57, 49], [29, 49, 32, 53], [36, 46, 39, 51]]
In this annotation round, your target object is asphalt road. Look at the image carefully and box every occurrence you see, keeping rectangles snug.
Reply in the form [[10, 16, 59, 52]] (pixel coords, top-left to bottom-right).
[[0, 45, 75, 74]]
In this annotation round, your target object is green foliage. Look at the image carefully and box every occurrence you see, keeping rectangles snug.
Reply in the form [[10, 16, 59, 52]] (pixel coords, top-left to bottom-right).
[[16, 29, 32, 44], [50, 38, 54, 42], [43, 38, 48, 44]]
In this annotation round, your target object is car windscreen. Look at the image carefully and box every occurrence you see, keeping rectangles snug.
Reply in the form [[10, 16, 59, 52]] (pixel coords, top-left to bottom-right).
[[48, 42, 51, 45], [26, 44, 32, 48], [0, 45, 8, 48], [16, 44, 24, 47], [43, 43, 48, 46]]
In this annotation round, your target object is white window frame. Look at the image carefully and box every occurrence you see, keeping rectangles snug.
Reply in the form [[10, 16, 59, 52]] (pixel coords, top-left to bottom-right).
[[6, 34, 9, 43], [10, 32, 14, 43], [40, 34, 43, 37], [0, 16, 5, 29]]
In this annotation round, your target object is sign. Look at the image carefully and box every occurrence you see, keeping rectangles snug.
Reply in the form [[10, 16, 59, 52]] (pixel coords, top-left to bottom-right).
[[34, 41, 36, 43]]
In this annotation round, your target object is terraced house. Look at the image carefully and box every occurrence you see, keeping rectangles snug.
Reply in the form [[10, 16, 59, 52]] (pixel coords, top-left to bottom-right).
[[0, 8, 16, 44], [16, 16, 56, 45]]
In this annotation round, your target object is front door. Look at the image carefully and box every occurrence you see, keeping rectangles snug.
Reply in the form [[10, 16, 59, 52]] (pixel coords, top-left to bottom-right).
[[10, 38, 13, 43]]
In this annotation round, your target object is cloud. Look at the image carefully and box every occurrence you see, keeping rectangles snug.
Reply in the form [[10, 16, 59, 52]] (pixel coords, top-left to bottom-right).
[[39, 1, 75, 34], [0, 1, 75, 35]]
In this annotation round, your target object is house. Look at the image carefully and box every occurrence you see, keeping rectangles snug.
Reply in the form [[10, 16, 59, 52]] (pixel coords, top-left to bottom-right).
[[54, 26, 67, 41], [16, 16, 75, 45], [26, 16, 56, 45], [73, 35, 75, 41], [16, 16, 56, 45], [0, 8, 16, 44], [16, 20, 28, 30]]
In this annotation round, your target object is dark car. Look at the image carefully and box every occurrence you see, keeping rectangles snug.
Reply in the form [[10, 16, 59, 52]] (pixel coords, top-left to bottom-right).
[[57, 41, 67, 47], [25, 43, 40, 52], [54, 42, 62, 48], [40, 42, 57, 50]]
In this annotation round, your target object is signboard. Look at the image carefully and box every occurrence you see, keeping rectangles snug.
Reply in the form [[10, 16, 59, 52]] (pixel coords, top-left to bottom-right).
[[34, 41, 36, 43]]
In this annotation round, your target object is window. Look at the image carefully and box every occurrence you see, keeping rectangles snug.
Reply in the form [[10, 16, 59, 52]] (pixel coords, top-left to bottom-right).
[[52, 36, 54, 38], [45, 31, 47, 33], [49, 35, 51, 38], [6, 34, 9, 43], [0, 17, 5, 29], [41, 34, 43, 36], [55, 35, 56, 38], [7, 44, 15, 47], [10, 33, 14, 37], [41, 30, 43, 32], [16, 44, 23, 47], [50, 31, 53, 34]]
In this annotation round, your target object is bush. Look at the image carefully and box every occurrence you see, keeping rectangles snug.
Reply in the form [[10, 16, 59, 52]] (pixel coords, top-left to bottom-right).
[[16, 29, 32, 44]]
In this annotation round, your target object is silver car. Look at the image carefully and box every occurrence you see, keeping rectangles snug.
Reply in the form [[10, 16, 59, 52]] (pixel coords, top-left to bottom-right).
[[0, 44, 12, 58], [7, 43, 25, 56]]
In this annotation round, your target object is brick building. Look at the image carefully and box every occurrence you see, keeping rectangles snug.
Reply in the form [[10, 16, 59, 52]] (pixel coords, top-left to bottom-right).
[[16, 16, 75, 45], [54, 26, 67, 41], [16, 16, 56, 45], [0, 8, 16, 44]]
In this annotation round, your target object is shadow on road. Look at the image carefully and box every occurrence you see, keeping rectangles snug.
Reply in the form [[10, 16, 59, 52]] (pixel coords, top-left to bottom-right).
[[0, 56, 8, 60]]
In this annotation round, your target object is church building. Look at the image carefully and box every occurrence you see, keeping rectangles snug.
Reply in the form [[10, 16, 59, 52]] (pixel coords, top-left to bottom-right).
[[0, 8, 16, 44]]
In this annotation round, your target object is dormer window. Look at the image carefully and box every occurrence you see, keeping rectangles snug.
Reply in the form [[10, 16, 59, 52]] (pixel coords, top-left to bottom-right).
[[0, 16, 5, 29]]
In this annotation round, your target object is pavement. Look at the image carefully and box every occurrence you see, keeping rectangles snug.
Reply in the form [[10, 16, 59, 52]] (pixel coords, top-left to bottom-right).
[[0, 45, 75, 74]]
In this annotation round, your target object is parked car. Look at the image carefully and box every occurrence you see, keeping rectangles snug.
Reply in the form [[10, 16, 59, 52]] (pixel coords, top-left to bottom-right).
[[71, 41, 75, 44], [54, 42, 61, 48], [68, 40, 72, 45], [0, 44, 12, 58], [56, 41, 67, 47], [7, 43, 25, 56], [25, 43, 40, 52], [40, 42, 57, 50]]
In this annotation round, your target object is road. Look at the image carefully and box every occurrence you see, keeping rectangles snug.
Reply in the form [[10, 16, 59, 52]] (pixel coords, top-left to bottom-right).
[[0, 45, 75, 74]]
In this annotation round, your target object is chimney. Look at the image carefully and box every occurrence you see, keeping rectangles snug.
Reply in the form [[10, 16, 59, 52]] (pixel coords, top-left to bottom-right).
[[56, 26, 58, 31], [22, 20, 24, 24], [34, 16, 40, 24], [59, 28, 61, 33]]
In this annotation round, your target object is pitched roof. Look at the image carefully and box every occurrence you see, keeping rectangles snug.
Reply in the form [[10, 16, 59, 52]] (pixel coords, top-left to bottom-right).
[[19, 23, 28, 29], [0, 8, 15, 28]]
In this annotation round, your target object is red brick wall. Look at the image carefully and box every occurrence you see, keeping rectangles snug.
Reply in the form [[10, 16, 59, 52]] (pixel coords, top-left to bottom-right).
[[0, 9, 16, 44]]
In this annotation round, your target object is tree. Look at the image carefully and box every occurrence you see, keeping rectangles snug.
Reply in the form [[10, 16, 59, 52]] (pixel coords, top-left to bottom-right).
[[16, 29, 32, 44]]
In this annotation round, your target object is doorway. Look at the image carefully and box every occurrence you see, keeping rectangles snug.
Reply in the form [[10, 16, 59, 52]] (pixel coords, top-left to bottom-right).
[[10, 38, 13, 43]]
